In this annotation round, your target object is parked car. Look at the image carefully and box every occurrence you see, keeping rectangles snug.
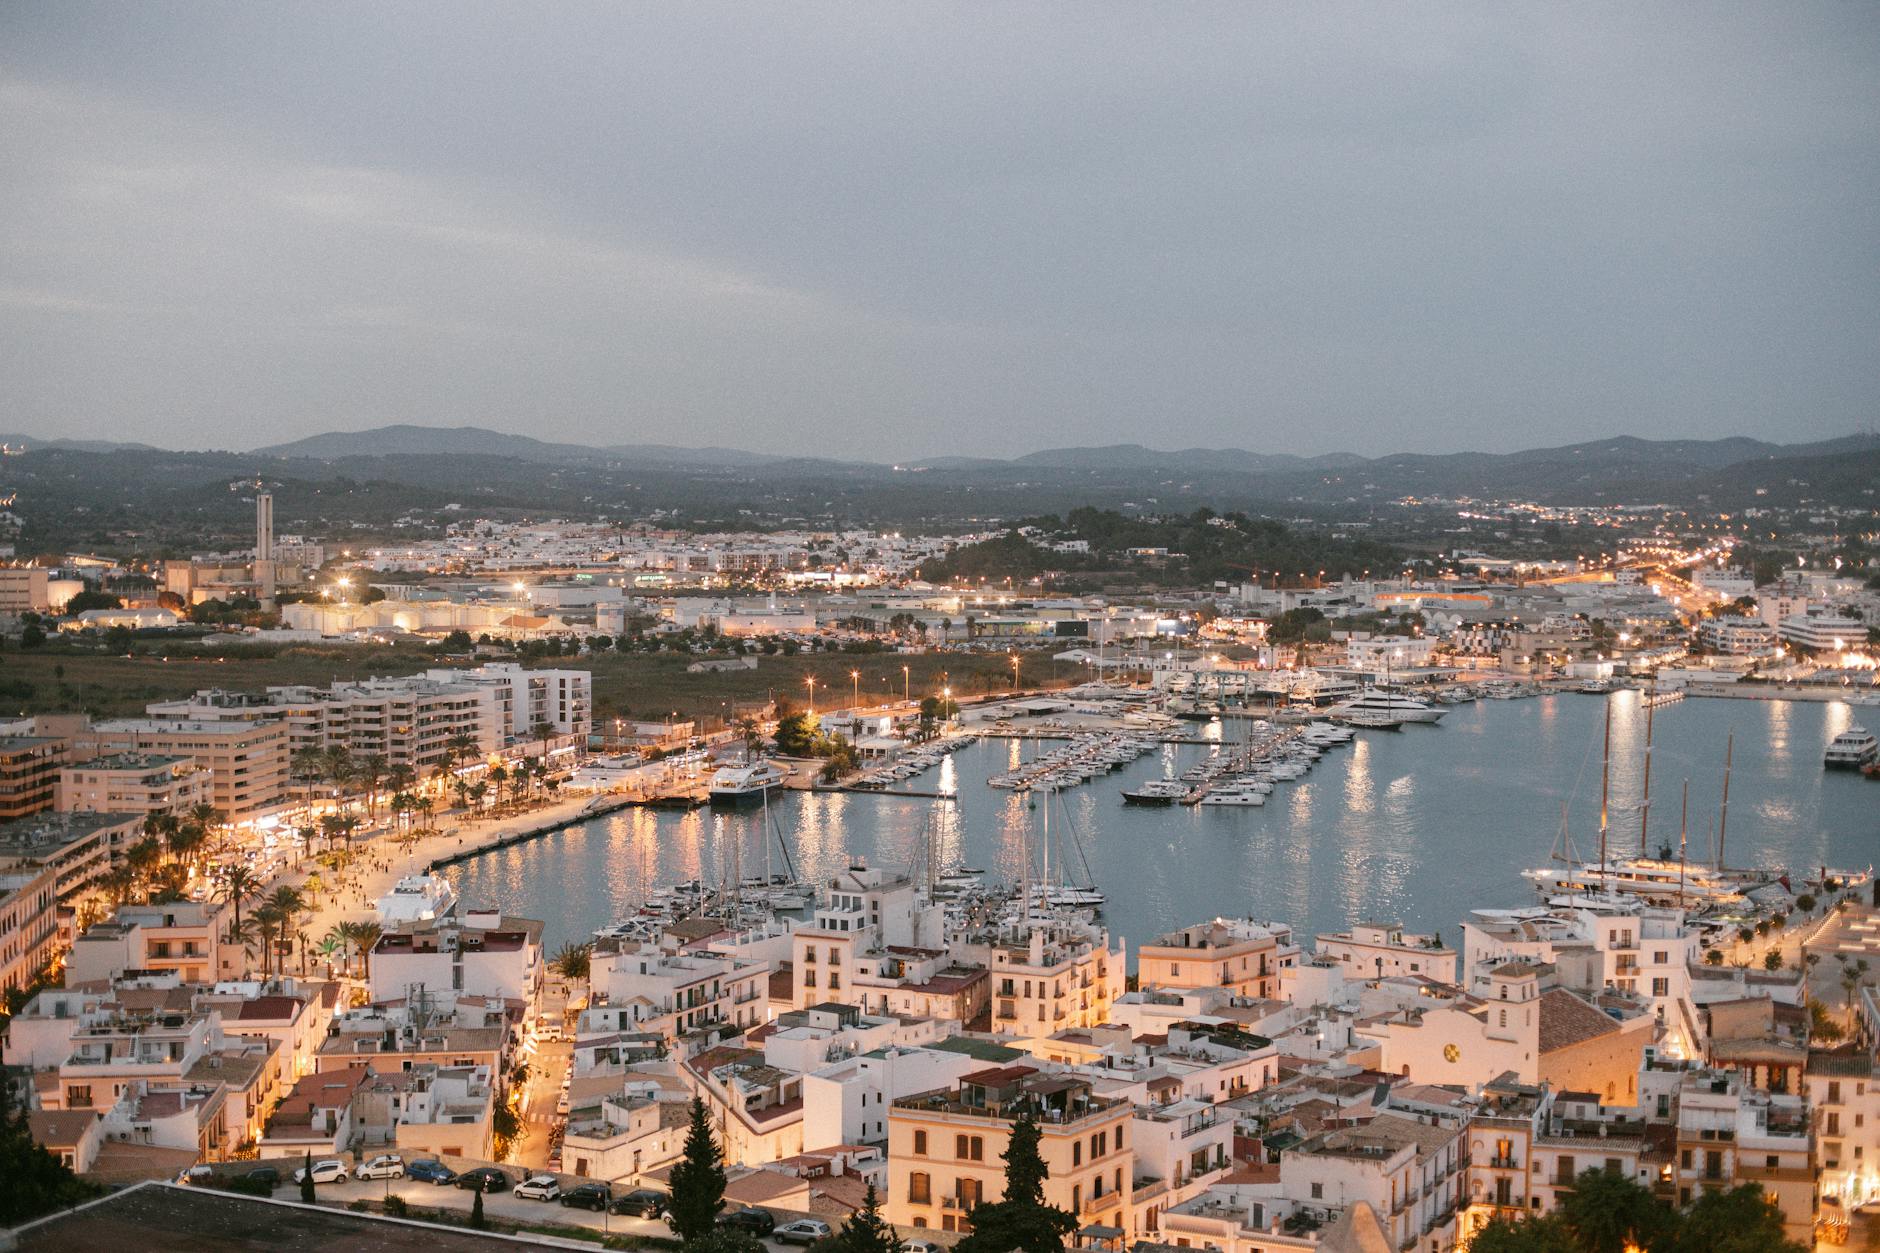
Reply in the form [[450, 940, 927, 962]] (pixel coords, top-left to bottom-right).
[[290, 1159, 350, 1186], [454, 1166, 512, 1193], [406, 1159, 458, 1186], [611, 1188, 669, 1218], [514, 1174, 562, 1202], [356, 1154, 406, 1180], [175, 1165, 214, 1186], [559, 1184, 612, 1212], [243, 1165, 281, 1189], [775, 1219, 833, 1245], [903, 1241, 945, 1253], [717, 1207, 776, 1236]]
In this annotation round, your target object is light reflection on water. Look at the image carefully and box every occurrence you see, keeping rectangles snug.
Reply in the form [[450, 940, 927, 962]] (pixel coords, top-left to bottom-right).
[[444, 697, 1878, 960]]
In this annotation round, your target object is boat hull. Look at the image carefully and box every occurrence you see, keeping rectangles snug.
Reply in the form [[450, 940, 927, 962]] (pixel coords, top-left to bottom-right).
[[708, 785, 780, 808]]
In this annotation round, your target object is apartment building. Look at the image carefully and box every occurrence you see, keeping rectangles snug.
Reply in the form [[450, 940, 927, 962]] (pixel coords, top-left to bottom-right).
[[0, 566, 51, 614], [1697, 616, 1776, 655], [0, 810, 136, 904], [1463, 904, 1704, 1056], [1137, 918, 1296, 1000], [316, 999, 512, 1078], [563, 1084, 691, 1183], [957, 918, 1125, 1036], [790, 861, 945, 1011], [147, 678, 503, 771], [90, 719, 289, 821], [0, 736, 70, 818], [1805, 1048, 1878, 1213], [1314, 920, 1458, 985], [426, 662, 593, 743], [369, 910, 544, 1007], [0, 860, 59, 994], [589, 940, 770, 1045], [889, 1067, 1135, 1236], [67, 900, 233, 985], [57, 753, 207, 818], [1651, 1064, 1817, 1244], [1272, 1114, 1466, 1253]]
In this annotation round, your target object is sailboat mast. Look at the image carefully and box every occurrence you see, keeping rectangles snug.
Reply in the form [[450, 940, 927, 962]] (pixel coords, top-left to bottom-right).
[[1678, 779, 1688, 910], [1639, 686, 1656, 856], [1598, 702, 1611, 872], [1717, 731, 1733, 870]]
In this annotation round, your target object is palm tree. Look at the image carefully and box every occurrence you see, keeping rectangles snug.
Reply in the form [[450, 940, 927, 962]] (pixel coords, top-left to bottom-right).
[[486, 766, 508, 812], [468, 781, 489, 817], [358, 754, 389, 819], [251, 903, 285, 979], [217, 864, 261, 953], [1839, 956, 1872, 1027], [445, 732, 478, 768], [387, 763, 417, 801], [351, 921, 382, 986], [320, 745, 355, 806], [390, 791, 416, 831], [290, 747, 327, 816]]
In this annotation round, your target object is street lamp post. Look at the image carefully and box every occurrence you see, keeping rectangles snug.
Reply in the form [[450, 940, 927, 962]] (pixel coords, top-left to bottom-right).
[[851, 669, 860, 710], [805, 676, 816, 714], [901, 665, 910, 705]]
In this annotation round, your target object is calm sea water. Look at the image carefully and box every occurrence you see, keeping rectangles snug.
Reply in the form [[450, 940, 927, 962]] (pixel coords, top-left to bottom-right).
[[443, 693, 1878, 960]]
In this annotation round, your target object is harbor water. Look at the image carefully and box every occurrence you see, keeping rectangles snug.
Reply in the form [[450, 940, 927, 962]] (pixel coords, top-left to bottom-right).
[[443, 692, 1878, 958]]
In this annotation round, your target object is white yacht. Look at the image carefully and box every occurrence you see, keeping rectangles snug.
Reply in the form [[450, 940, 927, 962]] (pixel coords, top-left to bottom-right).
[[1522, 856, 1773, 907], [708, 761, 787, 806], [1824, 725, 1878, 770], [1121, 778, 1188, 806], [375, 874, 457, 924], [1199, 788, 1266, 807], [1331, 689, 1447, 724]]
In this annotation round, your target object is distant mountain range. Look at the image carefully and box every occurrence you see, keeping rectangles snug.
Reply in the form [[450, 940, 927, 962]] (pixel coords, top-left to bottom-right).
[[254, 424, 782, 467]]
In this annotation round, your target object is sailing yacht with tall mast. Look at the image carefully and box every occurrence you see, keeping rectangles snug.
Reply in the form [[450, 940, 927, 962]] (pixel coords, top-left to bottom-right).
[[1525, 702, 1777, 907]]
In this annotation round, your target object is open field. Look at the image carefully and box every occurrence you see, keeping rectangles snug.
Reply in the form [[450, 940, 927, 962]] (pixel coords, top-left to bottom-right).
[[0, 642, 1075, 727]]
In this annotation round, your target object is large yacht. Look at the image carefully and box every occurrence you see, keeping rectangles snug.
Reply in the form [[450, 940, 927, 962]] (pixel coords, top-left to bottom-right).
[[1121, 778, 1188, 806], [1825, 724, 1878, 770], [707, 761, 787, 806], [375, 874, 457, 924], [1523, 856, 1773, 907], [1330, 689, 1447, 724]]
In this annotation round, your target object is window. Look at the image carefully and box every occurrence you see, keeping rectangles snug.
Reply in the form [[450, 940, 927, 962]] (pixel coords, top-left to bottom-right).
[[1498, 1009, 1507, 1028], [1073, 1142, 1082, 1167], [1829, 1082, 1842, 1104], [908, 1172, 930, 1204], [959, 1178, 982, 1207], [914, 1130, 927, 1156], [1310, 1182, 1323, 1199], [1652, 978, 1669, 997], [1170, 963, 1180, 977]]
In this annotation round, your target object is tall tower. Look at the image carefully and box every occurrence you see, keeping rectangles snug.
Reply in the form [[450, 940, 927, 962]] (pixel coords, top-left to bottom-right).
[[254, 489, 277, 605]]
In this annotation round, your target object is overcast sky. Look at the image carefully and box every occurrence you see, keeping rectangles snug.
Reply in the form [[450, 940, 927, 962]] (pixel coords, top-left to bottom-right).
[[3, 4, 1876, 461]]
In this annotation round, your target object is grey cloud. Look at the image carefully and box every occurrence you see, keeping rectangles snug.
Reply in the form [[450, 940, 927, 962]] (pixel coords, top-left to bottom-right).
[[1, 3, 1876, 459]]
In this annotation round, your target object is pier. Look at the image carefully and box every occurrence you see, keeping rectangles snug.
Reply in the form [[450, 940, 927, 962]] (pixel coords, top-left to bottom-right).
[[428, 796, 637, 870]]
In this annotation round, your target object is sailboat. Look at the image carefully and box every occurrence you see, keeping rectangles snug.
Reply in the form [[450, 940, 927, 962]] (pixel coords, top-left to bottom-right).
[[1524, 701, 1776, 906]]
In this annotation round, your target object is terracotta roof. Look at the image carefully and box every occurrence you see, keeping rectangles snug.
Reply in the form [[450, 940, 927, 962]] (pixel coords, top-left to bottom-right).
[[28, 1108, 98, 1148], [1537, 988, 1620, 1053], [234, 995, 302, 1021]]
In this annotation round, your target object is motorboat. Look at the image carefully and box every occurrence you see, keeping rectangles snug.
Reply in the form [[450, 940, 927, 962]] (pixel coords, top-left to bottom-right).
[[708, 761, 786, 806], [1330, 689, 1447, 724], [1121, 779, 1188, 805], [1825, 724, 1878, 770]]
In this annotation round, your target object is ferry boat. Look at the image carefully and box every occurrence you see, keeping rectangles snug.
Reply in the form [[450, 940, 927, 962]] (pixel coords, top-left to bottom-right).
[[375, 874, 457, 924], [707, 761, 787, 806], [1331, 689, 1446, 724], [1824, 725, 1878, 770], [1121, 778, 1188, 806]]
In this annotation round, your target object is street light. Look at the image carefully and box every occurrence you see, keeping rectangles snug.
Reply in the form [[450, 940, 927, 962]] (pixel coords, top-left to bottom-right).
[[805, 676, 816, 714], [901, 665, 910, 704], [850, 669, 860, 709]]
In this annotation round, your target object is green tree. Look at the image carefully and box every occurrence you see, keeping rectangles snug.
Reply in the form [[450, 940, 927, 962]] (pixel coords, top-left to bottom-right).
[[667, 1097, 727, 1243], [470, 1187, 486, 1229], [955, 1115, 1077, 1253], [300, 1152, 316, 1203], [772, 710, 821, 757], [1558, 1167, 1666, 1253], [0, 1065, 100, 1225], [1667, 1183, 1806, 1253], [1468, 1214, 1580, 1253], [829, 1180, 899, 1253]]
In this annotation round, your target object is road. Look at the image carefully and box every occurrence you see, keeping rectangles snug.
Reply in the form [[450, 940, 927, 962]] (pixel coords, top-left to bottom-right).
[[307, 1174, 806, 1249]]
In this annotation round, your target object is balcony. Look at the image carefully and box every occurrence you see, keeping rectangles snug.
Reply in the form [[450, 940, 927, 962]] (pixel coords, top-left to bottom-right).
[[1488, 1155, 1518, 1169]]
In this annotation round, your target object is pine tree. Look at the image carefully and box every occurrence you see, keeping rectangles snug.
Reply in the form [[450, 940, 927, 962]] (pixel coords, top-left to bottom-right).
[[955, 1116, 1078, 1253], [470, 1186, 486, 1229], [831, 1181, 900, 1253], [668, 1097, 727, 1244], [299, 1152, 316, 1204], [0, 1072, 99, 1226]]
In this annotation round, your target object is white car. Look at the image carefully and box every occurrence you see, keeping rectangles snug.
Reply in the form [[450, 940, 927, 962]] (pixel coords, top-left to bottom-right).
[[356, 1154, 405, 1180], [291, 1159, 350, 1185], [903, 1242, 944, 1253], [776, 1219, 833, 1245], [514, 1174, 562, 1201]]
